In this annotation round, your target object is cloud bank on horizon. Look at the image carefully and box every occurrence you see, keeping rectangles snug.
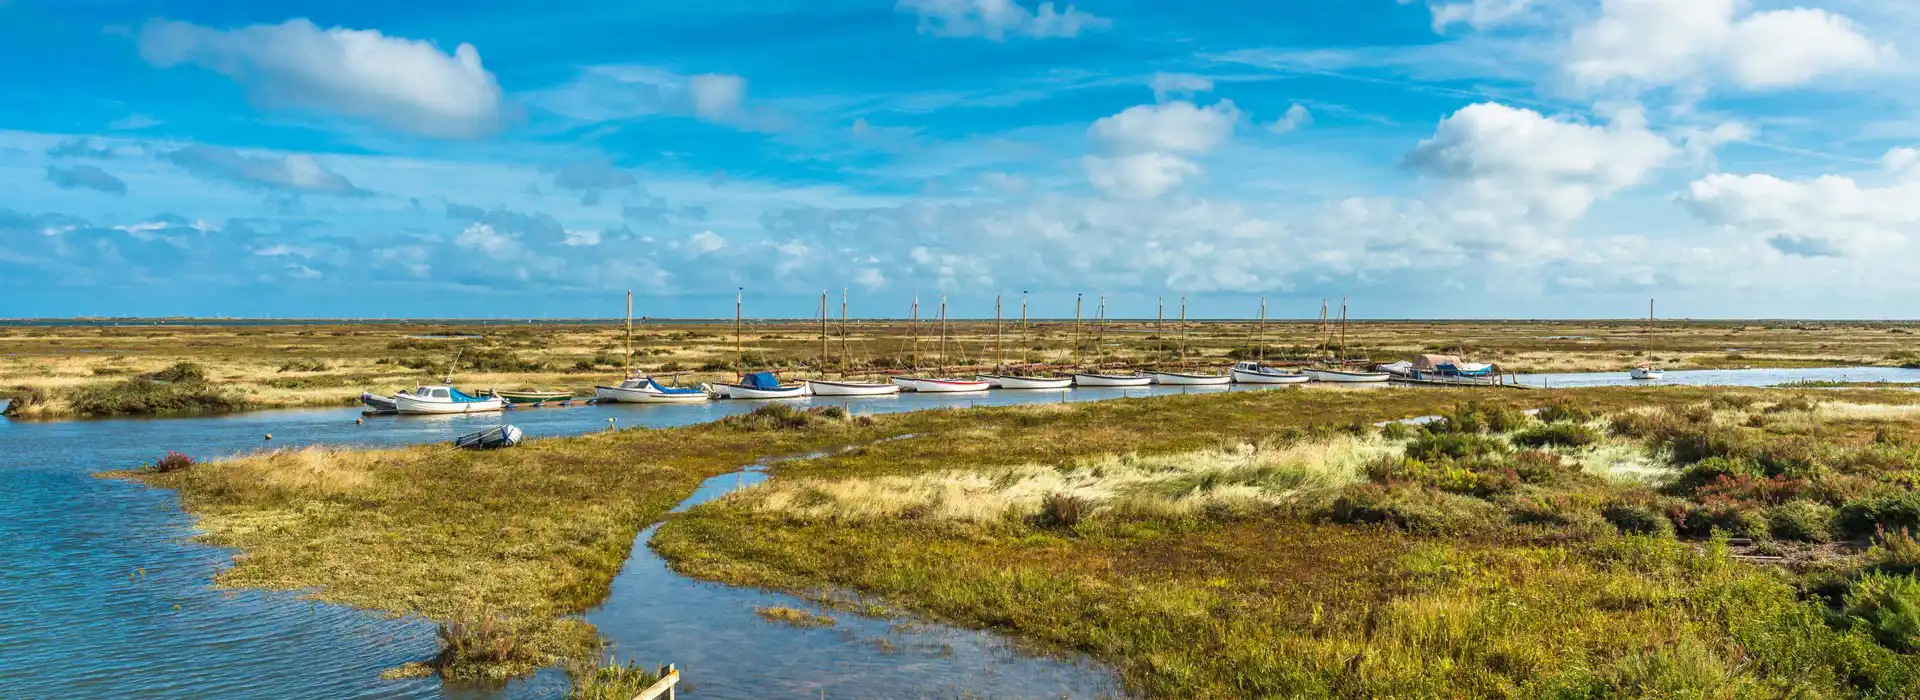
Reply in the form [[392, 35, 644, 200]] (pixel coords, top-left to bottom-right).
[[1, 0, 1917, 319]]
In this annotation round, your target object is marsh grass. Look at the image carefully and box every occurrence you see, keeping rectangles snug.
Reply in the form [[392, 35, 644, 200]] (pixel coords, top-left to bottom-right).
[[754, 605, 837, 628], [563, 656, 668, 700]]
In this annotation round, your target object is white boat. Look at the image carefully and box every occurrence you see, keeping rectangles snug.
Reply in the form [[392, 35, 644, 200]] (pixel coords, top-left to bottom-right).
[[1629, 299, 1664, 381], [454, 424, 524, 449], [595, 377, 711, 403], [1229, 362, 1309, 385], [1152, 370, 1233, 386], [808, 379, 902, 397], [1630, 366, 1665, 380], [360, 391, 399, 411], [893, 376, 992, 393], [976, 375, 1003, 388], [1303, 368, 1392, 383], [1073, 372, 1154, 387], [393, 385, 507, 415], [715, 371, 809, 399], [984, 374, 1074, 390]]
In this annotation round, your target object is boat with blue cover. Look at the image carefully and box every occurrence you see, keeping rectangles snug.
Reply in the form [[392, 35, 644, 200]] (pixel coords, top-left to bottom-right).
[[716, 371, 808, 400], [596, 376, 711, 403], [392, 385, 507, 415]]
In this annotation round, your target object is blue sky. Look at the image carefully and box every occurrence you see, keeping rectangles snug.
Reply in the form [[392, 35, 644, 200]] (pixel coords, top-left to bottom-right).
[[2, 0, 1918, 319]]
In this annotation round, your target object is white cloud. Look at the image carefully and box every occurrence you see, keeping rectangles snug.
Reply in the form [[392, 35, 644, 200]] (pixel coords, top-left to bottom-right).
[[456, 223, 517, 258], [685, 230, 727, 256], [1149, 73, 1213, 102], [688, 74, 746, 121], [563, 229, 603, 246], [1089, 100, 1240, 154], [1268, 104, 1313, 134], [854, 267, 887, 290], [161, 145, 361, 195], [137, 18, 502, 138], [1681, 150, 1920, 258], [896, 0, 1110, 40], [1886, 147, 1920, 179], [1425, 0, 1539, 32], [1565, 0, 1891, 94], [1405, 102, 1674, 225], [1083, 153, 1203, 199]]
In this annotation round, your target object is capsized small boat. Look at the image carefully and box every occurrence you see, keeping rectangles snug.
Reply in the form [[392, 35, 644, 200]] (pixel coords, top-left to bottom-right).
[[393, 385, 507, 415], [1229, 361, 1309, 385], [360, 391, 399, 411], [1303, 368, 1391, 383], [1073, 372, 1153, 387], [595, 377, 711, 403], [487, 388, 575, 404], [716, 371, 809, 399], [808, 379, 902, 397], [454, 424, 524, 449], [982, 374, 1073, 390], [1151, 370, 1233, 386], [893, 376, 992, 393]]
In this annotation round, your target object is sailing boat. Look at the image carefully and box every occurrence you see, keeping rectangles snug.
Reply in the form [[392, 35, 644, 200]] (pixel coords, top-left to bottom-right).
[[979, 292, 1072, 389], [1630, 298, 1665, 380], [1151, 295, 1231, 385], [809, 289, 903, 396], [1302, 296, 1389, 383], [1073, 292, 1151, 387], [893, 295, 991, 393], [1230, 296, 1308, 385], [712, 288, 808, 399], [596, 290, 712, 403]]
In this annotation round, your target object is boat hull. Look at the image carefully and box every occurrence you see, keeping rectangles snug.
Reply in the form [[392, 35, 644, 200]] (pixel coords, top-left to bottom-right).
[[987, 375, 1073, 390], [717, 383, 809, 399], [1230, 368, 1310, 384], [1630, 367, 1665, 380], [360, 392, 398, 411], [1152, 372, 1233, 386], [594, 384, 710, 403], [807, 380, 902, 397], [489, 390, 573, 404], [898, 377, 992, 393], [393, 394, 507, 415], [1073, 373, 1153, 387], [1304, 369, 1392, 383]]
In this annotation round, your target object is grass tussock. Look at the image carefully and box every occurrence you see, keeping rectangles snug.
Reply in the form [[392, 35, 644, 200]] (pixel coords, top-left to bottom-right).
[[563, 656, 670, 700], [754, 605, 836, 628]]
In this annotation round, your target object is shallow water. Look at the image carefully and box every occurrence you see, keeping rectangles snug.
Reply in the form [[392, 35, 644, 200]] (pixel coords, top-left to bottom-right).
[[1516, 365, 1920, 389], [5, 366, 1906, 697]]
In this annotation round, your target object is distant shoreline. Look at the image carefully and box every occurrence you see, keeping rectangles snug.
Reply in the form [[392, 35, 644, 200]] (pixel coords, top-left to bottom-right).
[[6, 317, 1919, 327]]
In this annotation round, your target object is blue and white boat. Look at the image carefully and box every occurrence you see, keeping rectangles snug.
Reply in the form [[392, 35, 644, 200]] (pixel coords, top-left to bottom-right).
[[393, 385, 507, 415], [595, 376, 711, 403], [716, 371, 809, 400]]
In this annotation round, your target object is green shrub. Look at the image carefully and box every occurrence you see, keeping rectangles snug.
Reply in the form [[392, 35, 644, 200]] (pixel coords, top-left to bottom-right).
[[564, 657, 668, 700], [65, 379, 248, 417], [1426, 402, 1527, 434], [1669, 456, 1765, 495], [1763, 396, 1821, 415], [1511, 423, 1601, 449], [142, 361, 208, 383], [1534, 402, 1595, 424], [1708, 394, 1759, 411], [1839, 492, 1920, 539], [1378, 421, 1414, 441], [1767, 500, 1836, 543], [1329, 484, 1500, 534], [1845, 572, 1920, 652], [1405, 432, 1509, 461], [1603, 499, 1676, 538], [1680, 502, 1769, 539]]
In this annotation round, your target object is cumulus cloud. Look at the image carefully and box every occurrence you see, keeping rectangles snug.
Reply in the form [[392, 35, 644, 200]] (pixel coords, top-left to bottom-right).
[[1424, 0, 1539, 32], [1083, 153, 1203, 199], [47, 139, 117, 159], [45, 165, 128, 195], [162, 145, 361, 195], [137, 18, 503, 138], [1404, 102, 1674, 225], [551, 160, 637, 204], [896, 0, 1110, 40], [1565, 0, 1891, 94], [688, 74, 747, 121], [1090, 100, 1240, 155], [1680, 150, 1920, 258], [1149, 73, 1213, 102], [1268, 104, 1313, 134]]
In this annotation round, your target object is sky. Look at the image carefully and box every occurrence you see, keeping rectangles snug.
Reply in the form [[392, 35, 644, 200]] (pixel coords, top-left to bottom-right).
[[2, 0, 1918, 320]]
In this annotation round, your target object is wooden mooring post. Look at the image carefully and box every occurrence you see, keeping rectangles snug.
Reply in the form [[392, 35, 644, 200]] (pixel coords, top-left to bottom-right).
[[632, 663, 680, 700]]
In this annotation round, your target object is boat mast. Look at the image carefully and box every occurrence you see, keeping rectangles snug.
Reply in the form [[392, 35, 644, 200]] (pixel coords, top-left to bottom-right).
[[840, 288, 850, 373], [1647, 297, 1655, 361], [995, 294, 1004, 372], [734, 287, 744, 379], [1157, 296, 1165, 355], [1097, 293, 1106, 361], [938, 295, 949, 374], [1339, 295, 1350, 366], [1257, 295, 1266, 364], [1020, 290, 1029, 367], [1074, 293, 1083, 367], [1179, 295, 1189, 363], [910, 295, 920, 371], [624, 289, 633, 377], [1317, 298, 1329, 360], [819, 289, 829, 374]]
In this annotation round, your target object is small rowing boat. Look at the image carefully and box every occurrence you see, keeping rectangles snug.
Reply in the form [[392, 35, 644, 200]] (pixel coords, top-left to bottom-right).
[[360, 391, 399, 411], [454, 424, 524, 449], [487, 388, 574, 404]]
